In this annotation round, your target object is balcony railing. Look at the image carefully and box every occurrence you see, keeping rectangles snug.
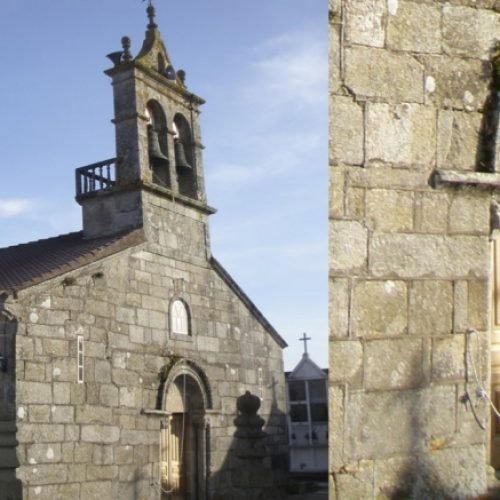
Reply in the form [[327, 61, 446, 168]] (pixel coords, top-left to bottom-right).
[[75, 158, 117, 197]]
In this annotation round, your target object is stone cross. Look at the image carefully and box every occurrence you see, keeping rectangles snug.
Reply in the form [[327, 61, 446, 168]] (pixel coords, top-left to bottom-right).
[[299, 333, 311, 355]]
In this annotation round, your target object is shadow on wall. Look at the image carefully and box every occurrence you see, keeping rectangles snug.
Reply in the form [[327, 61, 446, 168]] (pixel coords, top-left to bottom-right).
[[210, 385, 288, 500], [476, 44, 500, 172], [0, 295, 23, 500], [375, 343, 486, 499]]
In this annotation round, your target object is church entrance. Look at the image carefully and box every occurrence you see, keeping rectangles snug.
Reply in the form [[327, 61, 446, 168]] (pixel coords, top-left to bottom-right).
[[160, 367, 209, 500]]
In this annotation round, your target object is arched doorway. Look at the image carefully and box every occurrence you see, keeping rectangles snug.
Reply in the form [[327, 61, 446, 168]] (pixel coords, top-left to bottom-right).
[[160, 362, 210, 500]]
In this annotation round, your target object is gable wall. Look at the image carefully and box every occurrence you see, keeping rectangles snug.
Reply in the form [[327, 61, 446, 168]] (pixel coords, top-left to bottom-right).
[[329, 0, 498, 497], [7, 238, 286, 499]]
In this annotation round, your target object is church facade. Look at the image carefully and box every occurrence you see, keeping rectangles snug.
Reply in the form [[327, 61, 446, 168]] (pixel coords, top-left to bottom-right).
[[0, 5, 287, 499]]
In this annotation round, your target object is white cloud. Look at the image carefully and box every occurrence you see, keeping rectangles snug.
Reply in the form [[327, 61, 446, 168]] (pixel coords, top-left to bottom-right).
[[0, 199, 35, 218], [245, 31, 327, 107], [207, 129, 324, 188]]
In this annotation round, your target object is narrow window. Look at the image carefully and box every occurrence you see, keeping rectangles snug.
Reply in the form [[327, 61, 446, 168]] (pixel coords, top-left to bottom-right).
[[171, 300, 189, 335], [77, 335, 84, 383], [258, 367, 263, 400]]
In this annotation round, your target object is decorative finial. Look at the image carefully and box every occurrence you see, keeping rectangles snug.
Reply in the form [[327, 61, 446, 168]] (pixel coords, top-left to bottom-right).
[[121, 37, 132, 62], [146, 1, 157, 29]]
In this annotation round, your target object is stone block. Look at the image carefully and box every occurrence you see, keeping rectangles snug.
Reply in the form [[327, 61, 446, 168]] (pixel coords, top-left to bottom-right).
[[74, 442, 93, 463], [387, 1, 441, 53], [51, 405, 74, 424], [18, 382, 52, 405], [449, 192, 491, 235], [468, 280, 489, 330], [409, 280, 453, 335], [330, 23, 341, 92], [443, 5, 500, 59], [87, 464, 119, 481], [81, 425, 120, 444], [100, 384, 119, 407], [410, 446, 486, 498], [416, 193, 449, 234], [115, 445, 134, 464], [432, 335, 466, 381], [345, 0, 386, 48], [345, 47, 424, 103], [18, 463, 68, 485], [81, 481, 113, 500], [329, 220, 367, 273], [332, 460, 374, 498], [27, 483, 81, 500], [120, 429, 158, 446], [94, 360, 111, 383], [345, 386, 456, 460], [28, 405, 51, 423], [437, 110, 482, 171], [119, 387, 141, 408], [345, 186, 365, 220], [453, 280, 468, 333], [370, 234, 489, 279], [329, 168, 344, 218], [366, 103, 436, 167], [76, 405, 112, 424], [366, 189, 414, 232], [374, 456, 416, 498], [25, 362, 46, 382], [26, 443, 62, 464], [351, 280, 408, 337], [329, 278, 350, 338], [365, 338, 424, 390], [330, 96, 364, 166], [328, 385, 344, 470], [329, 340, 363, 386], [421, 55, 489, 111], [42, 339, 69, 357]]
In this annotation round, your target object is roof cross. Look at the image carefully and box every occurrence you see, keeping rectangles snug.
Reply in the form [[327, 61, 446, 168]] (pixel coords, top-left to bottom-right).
[[299, 332, 311, 355]]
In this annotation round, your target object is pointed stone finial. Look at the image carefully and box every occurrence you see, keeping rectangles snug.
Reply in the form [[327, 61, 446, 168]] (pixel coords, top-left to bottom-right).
[[147, 1, 157, 29], [121, 36, 132, 62]]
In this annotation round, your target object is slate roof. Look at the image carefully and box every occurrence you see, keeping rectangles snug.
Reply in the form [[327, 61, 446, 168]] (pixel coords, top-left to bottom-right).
[[0, 228, 145, 293]]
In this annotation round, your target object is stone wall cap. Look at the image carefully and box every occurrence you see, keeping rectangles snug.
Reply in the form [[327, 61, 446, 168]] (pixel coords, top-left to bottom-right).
[[433, 169, 500, 190]]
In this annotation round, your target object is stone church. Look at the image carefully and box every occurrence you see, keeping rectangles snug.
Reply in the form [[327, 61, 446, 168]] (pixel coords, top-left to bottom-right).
[[330, 0, 500, 498], [0, 5, 288, 499]]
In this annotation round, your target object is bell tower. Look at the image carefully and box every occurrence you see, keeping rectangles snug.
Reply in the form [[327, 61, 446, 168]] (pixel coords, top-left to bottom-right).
[[76, 2, 215, 240]]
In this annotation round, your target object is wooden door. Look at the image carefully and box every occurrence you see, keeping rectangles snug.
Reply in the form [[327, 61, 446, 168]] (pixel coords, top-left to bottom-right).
[[162, 414, 184, 500], [491, 238, 500, 468]]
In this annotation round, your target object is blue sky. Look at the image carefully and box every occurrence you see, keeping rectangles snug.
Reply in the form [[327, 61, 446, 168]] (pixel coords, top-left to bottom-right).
[[0, 1, 327, 370]]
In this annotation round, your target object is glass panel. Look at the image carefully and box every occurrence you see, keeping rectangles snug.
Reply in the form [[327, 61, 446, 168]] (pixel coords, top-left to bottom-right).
[[310, 403, 328, 422], [290, 404, 308, 422], [172, 300, 188, 334], [288, 381, 306, 401], [308, 380, 326, 401]]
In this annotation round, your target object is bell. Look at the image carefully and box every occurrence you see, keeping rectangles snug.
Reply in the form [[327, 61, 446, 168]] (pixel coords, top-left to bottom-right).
[[174, 139, 192, 171], [148, 126, 169, 166]]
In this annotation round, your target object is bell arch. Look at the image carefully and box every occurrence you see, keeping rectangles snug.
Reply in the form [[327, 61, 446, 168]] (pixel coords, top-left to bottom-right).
[[173, 113, 198, 199], [146, 99, 170, 187]]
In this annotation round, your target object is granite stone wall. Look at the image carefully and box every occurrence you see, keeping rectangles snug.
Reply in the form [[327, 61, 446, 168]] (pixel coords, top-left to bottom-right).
[[5, 202, 287, 499], [329, 0, 499, 497]]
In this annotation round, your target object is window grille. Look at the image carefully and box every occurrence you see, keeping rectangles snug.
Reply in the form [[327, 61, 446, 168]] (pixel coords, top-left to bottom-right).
[[77, 336, 84, 383]]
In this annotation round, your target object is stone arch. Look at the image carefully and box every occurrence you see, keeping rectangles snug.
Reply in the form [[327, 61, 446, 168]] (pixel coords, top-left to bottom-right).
[[146, 99, 170, 187], [173, 113, 197, 199], [161, 359, 212, 411]]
